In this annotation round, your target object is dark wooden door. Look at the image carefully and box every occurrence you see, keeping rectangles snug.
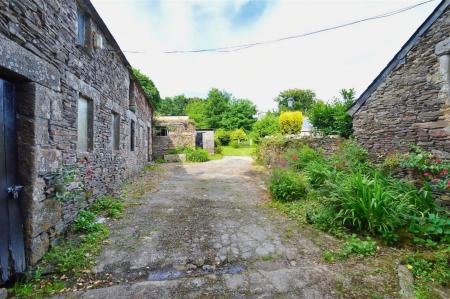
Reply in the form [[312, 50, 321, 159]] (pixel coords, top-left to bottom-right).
[[0, 79, 25, 284], [195, 132, 203, 148]]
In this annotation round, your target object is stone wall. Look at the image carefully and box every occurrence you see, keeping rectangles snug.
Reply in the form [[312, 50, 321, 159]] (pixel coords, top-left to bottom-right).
[[352, 7, 450, 159], [257, 135, 342, 169], [0, 0, 153, 266], [153, 116, 196, 157]]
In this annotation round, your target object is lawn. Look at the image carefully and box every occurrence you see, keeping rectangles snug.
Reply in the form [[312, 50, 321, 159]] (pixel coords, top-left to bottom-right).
[[222, 145, 256, 156]]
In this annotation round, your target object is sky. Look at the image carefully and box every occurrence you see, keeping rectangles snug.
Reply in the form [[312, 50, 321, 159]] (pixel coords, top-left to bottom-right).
[[91, 0, 440, 112]]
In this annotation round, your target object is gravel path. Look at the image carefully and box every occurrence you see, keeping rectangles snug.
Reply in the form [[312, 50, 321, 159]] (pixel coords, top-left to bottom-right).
[[57, 157, 347, 298]]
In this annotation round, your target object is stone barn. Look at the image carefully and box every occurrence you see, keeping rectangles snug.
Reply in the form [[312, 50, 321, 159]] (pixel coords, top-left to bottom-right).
[[153, 116, 215, 157], [153, 116, 196, 157], [348, 0, 450, 159], [0, 0, 154, 283]]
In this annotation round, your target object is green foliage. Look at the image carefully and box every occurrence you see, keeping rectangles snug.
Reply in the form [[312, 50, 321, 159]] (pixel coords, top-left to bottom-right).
[[286, 145, 322, 171], [329, 171, 418, 234], [205, 88, 231, 129], [221, 99, 257, 131], [157, 95, 189, 116], [73, 210, 102, 233], [279, 111, 303, 134], [215, 128, 231, 146], [132, 68, 160, 107], [184, 98, 208, 128], [275, 89, 317, 112], [340, 235, 378, 258], [90, 196, 124, 219], [308, 89, 354, 137], [230, 128, 248, 143], [405, 250, 450, 298], [186, 148, 210, 162], [269, 169, 309, 202], [409, 212, 450, 246], [251, 112, 279, 143], [399, 145, 450, 191], [303, 160, 335, 188]]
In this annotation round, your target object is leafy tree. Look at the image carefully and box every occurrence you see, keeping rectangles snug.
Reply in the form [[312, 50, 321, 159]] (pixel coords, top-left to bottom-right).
[[215, 128, 231, 146], [221, 99, 257, 131], [308, 89, 354, 137], [132, 68, 161, 107], [275, 89, 316, 113], [251, 112, 279, 143], [230, 128, 248, 143], [204, 88, 231, 129], [157, 95, 188, 116], [184, 98, 208, 128], [279, 111, 303, 134]]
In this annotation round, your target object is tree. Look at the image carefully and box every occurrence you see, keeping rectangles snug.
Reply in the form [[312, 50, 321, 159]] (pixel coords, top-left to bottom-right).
[[230, 128, 248, 143], [279, 111, 303, 134], [275, 89, 316, 113], [184, 98, 208, 128], [157, 95, 188, 116], [221, 99, 257, 131], [132, 68, 160, 107], [251, 112, 279, 143], [204, 88, 231, 129], [308, 88, 355, 137]]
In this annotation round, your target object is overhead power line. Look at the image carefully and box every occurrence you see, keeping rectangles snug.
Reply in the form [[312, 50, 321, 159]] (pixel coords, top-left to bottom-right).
[[158, 0, 436, 54]]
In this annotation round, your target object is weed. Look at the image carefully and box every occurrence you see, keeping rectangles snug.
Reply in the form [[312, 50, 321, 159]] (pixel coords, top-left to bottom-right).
[[269, 169, 309, 202], [90, 196, 124, 218], [73, 210, 102, 233]]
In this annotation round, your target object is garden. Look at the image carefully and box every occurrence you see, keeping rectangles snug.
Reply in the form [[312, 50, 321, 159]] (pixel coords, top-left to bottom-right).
[[257, 137, 449, 298]]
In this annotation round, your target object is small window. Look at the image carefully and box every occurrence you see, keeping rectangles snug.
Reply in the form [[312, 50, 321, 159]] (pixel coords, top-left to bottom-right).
[[129, 80, 136, 110], [77, 96, 93, 152], [77, 8, 86, 46], [130, 120, 135, 151], [112, 112, 120, 151], [155, 126, 168, 137]]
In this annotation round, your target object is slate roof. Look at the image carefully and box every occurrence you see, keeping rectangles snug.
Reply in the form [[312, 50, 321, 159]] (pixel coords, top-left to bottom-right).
[[348, 0, 450, 116]]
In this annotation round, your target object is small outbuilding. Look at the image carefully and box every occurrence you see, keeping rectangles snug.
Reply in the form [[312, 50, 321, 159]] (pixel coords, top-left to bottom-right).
[[153, 116, 214, 157]]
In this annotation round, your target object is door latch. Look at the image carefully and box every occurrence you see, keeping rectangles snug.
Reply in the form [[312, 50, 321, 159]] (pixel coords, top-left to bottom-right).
[[7, 185, 23, 200]]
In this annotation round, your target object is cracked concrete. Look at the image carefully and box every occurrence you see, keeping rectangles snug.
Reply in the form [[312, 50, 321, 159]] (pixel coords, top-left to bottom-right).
[[57, 157, 350, 298]]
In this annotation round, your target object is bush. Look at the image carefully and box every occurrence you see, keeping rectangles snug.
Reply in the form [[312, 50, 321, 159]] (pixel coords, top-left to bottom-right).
[[308, 99, 353, 137], [279, 111, 303, 134], [251, 113, 279, 143], [215, 145, 223, 155], [269, 169, 309, 202], [230, 128, 248, 143], [304, 160, 335, 188], [186, 148, 210, 162], [215, 128, 231, 146], [287, 145, 322, 170], [340, 235, 378, 258]]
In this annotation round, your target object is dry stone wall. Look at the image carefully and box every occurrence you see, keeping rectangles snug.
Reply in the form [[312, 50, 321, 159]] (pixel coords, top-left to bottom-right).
[[0, 0, 153, 265], [352, 8, 450, 159], [153, 117, 196, 157]]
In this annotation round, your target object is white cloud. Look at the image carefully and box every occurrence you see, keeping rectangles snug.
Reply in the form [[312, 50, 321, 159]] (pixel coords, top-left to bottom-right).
[[91, 0, 440, 111]]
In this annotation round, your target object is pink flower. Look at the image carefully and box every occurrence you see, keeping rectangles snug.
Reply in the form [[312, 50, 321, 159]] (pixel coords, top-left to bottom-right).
[[423, 172, 430, 177], [291, 154, 298, 161], [431, 178, 439, 184]]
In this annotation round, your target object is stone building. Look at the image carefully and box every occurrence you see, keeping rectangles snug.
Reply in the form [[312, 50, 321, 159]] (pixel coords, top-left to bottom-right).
[[153, 116, 215, 157], [349, 0, 450, 159], [153, 116, 196, 157], [0, 0, 153, 282]]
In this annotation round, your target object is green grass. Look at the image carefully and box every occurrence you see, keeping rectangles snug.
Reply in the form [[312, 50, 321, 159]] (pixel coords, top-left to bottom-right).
[[209, 153, 224, 160], [222, 145, 255, 156]]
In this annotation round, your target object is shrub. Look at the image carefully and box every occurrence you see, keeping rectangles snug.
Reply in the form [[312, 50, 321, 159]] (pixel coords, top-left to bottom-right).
[[230, 128, 248, 143], [340, 235, 378, 258], [304, 160, 335, 188], [186, 148, 209, 162], [409, 212, 450, 246], [308, 99, 353, 137], [215, 145, 223, 155], [269, 169, 309, 202], [287, 145, 322, 170], [279, 111, 303, 135], [251, 112, 279, 143], [215, 128, 231, 146], [330, 171, 418, 234]]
